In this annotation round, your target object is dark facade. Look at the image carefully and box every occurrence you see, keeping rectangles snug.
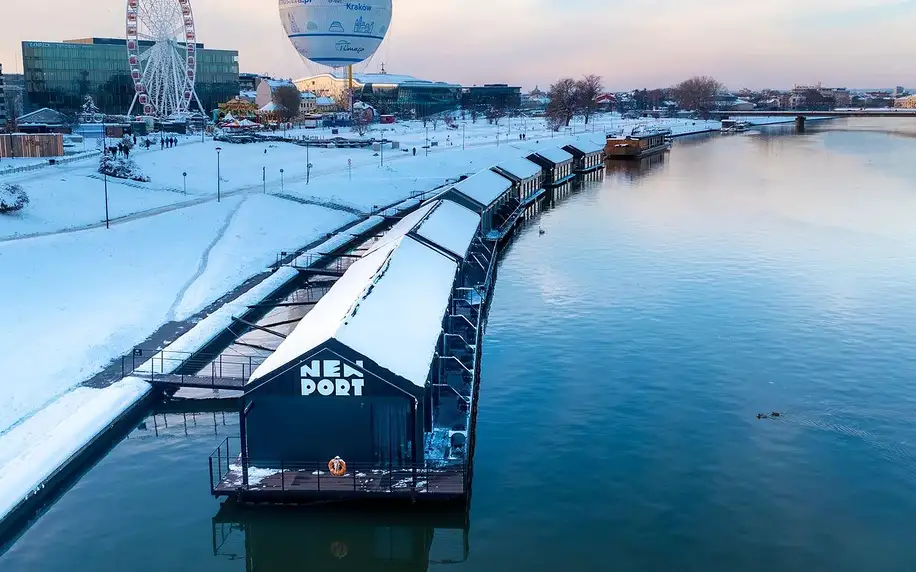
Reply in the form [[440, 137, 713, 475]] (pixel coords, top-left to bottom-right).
[[460, 84, 522, 112], [243, 340, 427, 467], [0, 64, 6, 128], [357, 81, 460, 117], [526, 151, 575, 188], [22, 38, 239, 115]]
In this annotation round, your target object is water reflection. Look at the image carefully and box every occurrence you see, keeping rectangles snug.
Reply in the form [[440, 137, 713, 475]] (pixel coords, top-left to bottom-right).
[[211, 504, 469, 571], [604, 152, 666, 179]]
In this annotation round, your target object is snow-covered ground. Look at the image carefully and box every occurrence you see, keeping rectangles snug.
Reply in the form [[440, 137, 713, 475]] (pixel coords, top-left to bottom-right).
[[0, 195, 353, 434]]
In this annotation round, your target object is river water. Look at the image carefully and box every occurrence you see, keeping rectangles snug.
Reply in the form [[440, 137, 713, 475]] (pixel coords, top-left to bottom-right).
[[3, 119, 916, 571]]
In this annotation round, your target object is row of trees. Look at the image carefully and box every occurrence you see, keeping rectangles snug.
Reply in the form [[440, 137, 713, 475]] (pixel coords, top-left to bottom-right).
[[545, 75, 604, 130]]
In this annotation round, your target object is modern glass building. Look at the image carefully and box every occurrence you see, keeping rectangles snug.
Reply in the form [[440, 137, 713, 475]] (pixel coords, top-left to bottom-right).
[[460, 84, 522, 112], [358, 80, 461, 117], [22, 38, 239, 115]]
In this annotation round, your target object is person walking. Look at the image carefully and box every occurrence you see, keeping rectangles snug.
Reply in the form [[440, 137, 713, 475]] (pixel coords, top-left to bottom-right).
[[412, 147, 416, 156]]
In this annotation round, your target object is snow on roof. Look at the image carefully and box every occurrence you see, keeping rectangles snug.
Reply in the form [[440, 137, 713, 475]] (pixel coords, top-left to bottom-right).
[[259, 102, 280, 112], [316, 97, 334, 106], [413, 200, 480, 259], [300, 91, 317, 99], [264, 78, 293, 89], [494, 157, 542, 181], [564, 135, 606, 155], [353, 72, 420, 84], [531, 146, 574, 165], [250, 235, 458, 388], [450, 169, 512, 209], [366, 201, 437, 255]]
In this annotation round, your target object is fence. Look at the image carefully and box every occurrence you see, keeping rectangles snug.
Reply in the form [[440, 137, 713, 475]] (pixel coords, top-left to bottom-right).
[[209, 438, 467, 498], [0, 149, 99, 176], [122, 348, 267, 387]]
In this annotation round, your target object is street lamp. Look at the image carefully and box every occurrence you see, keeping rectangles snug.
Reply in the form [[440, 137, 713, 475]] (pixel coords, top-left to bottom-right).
[[280, 168, 284, 193], [215, 146, 222, 202], [182, 171, 187, 195], [104, 171, 110, 229], [425, 125, 429, 157], [462, 124, 465, 151], [262, 166, 266, 193]]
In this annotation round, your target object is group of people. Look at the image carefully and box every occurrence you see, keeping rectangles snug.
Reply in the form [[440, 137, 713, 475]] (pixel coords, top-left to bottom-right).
[[160, 136, 179, 150]]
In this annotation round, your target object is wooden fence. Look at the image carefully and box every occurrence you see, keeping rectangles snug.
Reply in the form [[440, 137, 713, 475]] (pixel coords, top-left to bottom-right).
[[0, 133, 64, 158]]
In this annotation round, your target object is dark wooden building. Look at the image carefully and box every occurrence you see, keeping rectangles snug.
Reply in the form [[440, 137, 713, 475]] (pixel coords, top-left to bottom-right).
[[562, 136, 606, 173], [525, 147, 575, 188], [238, 197, 482, 475]]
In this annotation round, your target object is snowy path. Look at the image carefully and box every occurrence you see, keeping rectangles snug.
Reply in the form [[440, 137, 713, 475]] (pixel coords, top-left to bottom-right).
[[165, 198, 245, 322]]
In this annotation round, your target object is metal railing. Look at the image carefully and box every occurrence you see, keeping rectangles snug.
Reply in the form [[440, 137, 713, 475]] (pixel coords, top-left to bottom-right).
[[122, 348, 267, 388], [209, 438, 467, 497]]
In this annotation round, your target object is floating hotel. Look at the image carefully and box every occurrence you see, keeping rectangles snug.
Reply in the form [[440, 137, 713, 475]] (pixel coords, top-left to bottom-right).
[[146, 136, 609, 506]]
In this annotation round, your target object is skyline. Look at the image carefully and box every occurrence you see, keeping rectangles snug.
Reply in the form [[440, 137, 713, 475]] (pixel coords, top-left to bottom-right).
[[1, 0, 915, 91]]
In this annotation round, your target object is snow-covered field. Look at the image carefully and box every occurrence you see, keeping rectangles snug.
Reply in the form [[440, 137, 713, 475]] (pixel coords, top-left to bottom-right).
[[0, 195, 353, 434]]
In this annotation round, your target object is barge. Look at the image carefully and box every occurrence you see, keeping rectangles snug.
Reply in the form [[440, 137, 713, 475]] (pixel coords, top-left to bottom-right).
[[604, 130, 670, 160]]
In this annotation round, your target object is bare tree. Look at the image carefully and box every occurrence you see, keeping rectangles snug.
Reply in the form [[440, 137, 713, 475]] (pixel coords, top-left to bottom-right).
[[672, 76, 724, 113], [351, 106, 373, 136], [272, 85, 301, 122], [431, 114, 441, 131], [546, 78, 578, 127], [575, 74, 603, 125]]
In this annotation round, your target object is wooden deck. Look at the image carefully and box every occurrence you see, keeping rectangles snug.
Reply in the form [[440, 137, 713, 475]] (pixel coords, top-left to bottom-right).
[[213, 466, 467, 503]]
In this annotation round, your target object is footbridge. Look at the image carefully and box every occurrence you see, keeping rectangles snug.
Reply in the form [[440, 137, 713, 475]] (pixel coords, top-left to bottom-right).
[[712, 109, 916, 130]]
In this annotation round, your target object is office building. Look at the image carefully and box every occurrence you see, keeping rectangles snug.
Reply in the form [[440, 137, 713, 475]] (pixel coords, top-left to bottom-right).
[[22, 38, 239, 116], [460, 84, 522, 112], [295, 72, 461, 117]]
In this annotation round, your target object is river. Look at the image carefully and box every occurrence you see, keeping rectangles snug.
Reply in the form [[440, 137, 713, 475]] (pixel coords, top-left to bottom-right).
[[2, 118, 916, 571]]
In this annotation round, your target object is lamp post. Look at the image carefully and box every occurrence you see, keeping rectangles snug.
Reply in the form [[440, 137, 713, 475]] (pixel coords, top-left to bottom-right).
[[182, 171, 187, 195], [215, 146, 222, 202], [462, 124, 465, 151], [262, 166, 266, 193], [425, 125, 429, 157], [104, 171, 110, 229], [280, 168, 284, 193]]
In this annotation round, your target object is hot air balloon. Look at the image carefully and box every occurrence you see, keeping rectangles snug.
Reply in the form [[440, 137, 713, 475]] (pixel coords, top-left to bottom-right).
[[279, 0, 393, 68]]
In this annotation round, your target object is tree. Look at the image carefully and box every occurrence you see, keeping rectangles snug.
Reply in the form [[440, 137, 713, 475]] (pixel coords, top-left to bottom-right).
[[350, 105, 373, 136], [575, 74, 603, 124], [272, 85, 301, 122], [485, 99, 507, 126], [546, 78, 578, 127], [672, 76, 724, 113], [332, 87, 355, 112], [81, 95, 100, 122]]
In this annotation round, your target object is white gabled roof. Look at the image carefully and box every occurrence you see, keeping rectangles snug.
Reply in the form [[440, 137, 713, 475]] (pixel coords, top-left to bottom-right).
[[249, 235, 457, 388], [565, 135, 606, 155], [532, 147, 574, 165], [366, 201, 437, 255], [450, 169, 512, 209], [413, 200, 480, 259], [494, 157, 542, 181]]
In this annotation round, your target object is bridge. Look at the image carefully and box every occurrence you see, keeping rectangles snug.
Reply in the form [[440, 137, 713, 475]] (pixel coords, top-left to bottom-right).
[[711, 109, 916, 130]]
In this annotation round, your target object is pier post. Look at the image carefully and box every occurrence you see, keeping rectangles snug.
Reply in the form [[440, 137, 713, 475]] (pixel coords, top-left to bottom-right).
[[795, 116, 806, 133]]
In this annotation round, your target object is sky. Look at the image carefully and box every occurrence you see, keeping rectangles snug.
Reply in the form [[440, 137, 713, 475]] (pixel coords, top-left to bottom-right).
[[1, 0, 915, 91]]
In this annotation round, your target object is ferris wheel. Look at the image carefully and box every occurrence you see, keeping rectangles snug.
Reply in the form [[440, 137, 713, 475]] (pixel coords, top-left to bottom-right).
[[126, 0, 203, 118]]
